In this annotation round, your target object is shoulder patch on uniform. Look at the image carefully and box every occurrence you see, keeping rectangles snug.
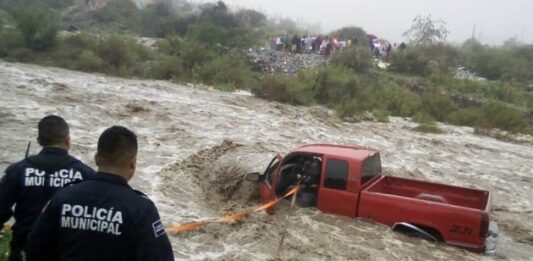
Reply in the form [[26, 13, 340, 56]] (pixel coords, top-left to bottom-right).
[[152, 219, 165, 238]]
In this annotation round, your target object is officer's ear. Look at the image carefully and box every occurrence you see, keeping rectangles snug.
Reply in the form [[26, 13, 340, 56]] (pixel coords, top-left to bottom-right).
[[94, 152, 101, 167], [130, 154, 137, 171], [65, 136, 71, 150], [126, 154, 137, 181]]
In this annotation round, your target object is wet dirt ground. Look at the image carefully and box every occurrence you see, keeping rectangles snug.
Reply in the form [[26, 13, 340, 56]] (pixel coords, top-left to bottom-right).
[[1, 62, 532, 260]]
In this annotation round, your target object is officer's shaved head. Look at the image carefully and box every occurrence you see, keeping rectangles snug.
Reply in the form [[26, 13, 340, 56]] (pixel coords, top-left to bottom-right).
[[97, 126, 138, 167], [38, 115, 70, 147]]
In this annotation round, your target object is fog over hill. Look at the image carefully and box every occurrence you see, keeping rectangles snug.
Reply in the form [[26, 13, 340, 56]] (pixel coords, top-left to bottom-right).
[[193, 0, 533, 45]]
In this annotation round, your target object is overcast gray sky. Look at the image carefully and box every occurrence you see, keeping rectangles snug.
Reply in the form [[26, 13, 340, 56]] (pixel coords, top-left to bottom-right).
[[190, 0, 532, 45]]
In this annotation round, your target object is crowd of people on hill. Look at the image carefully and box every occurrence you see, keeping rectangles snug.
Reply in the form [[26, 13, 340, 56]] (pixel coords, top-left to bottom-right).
[[369, 36, 407, 58], [270, 34, 407, 59], [270, 34, 347, 57]]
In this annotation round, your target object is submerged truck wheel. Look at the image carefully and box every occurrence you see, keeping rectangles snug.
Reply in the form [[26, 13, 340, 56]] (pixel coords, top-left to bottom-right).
[[392, 222, 443, 242]]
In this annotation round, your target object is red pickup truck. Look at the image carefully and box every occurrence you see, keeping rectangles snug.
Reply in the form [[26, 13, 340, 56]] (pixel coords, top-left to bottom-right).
[[246, 144, 498, 253]]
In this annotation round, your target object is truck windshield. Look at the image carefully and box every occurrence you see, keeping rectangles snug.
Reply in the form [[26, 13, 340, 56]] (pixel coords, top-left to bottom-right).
[[362, 153, 381, 184]]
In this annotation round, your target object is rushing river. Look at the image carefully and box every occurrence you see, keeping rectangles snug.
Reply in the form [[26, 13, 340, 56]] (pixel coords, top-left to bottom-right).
[[1, 62, 531, 260]]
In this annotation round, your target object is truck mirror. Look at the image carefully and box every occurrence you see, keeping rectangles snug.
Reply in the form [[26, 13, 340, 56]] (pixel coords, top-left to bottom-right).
[[245, 172, 261, 182]]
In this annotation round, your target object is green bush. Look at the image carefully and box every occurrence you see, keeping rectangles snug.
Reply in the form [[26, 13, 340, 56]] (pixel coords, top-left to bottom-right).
[[255, 73, 315, 105], [147, 56, 184, 80], [255, 74, 291, 102], [335, 98, 363, 119], [421, 90, 457, 121], [414, 123, 444, 133], [423, 43, 461, 72], [96, 35, 133, 72], [477, 101, 528, 133], [461, 43, 533, 82], [75, 50, 104, 72], [0, 30, 24, 57], [235, 9, 267, 28], [7, 48, 34, 62], [10, 4, 59, 51], [391, 47, 431, 76], [90, 0, 140, 33], [139, 2, 180, 37], [330, 26, 368, 44], [64, 33, 98, 50], [412, 112, 435, 124], [372, 81, 421, 117], [486, 81, 525, 104], [194, 53, 255, 91], [391, 44, 459, 77], [372, 109, 390, 123], [186, 21, 232, 46], [446, 108, 483, 126], [331, 46, 373, 73], [177, 39, 216, 72], [313, 66, 362, 104]]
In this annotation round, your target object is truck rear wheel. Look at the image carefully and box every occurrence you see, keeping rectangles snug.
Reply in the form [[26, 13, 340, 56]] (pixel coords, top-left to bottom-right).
[[392, 222, 443, 242]]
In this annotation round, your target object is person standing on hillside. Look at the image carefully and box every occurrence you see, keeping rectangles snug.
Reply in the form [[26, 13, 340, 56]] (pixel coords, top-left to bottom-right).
[[276, 36, 283, 51], [325, 38, 333, 57], [291, 34, 300, 53], [0, 115, 95, 261], [26, 126, 174, 261]]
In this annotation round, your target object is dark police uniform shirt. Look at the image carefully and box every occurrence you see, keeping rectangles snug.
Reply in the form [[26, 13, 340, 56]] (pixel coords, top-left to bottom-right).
[[26, 172, 174, 261], [0, 147, 95, 238]]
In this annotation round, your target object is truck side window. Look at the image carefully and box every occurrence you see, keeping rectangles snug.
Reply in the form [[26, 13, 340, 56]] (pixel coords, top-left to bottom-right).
[[324, 159, 349, 190], [362, 154, 381, 184]]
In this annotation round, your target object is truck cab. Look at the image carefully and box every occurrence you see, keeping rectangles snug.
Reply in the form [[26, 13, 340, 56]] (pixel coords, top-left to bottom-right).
[[248, 144, 498, 253]]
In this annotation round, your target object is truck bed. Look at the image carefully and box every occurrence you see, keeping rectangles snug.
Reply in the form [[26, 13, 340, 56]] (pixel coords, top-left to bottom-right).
[[365, 176, 489, 210]]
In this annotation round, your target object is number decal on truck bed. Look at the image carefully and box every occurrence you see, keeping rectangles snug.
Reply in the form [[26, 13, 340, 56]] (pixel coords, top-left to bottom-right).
[[449, 225, 472, 235]]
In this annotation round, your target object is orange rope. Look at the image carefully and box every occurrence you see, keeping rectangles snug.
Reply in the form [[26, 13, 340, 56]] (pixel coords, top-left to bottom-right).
[[165, 185, 302, 234], [0, 187, 302, 235]]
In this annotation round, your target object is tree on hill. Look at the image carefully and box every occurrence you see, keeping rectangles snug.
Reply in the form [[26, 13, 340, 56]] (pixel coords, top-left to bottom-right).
[[331, 26, 367, 44], [235, 9, 266, 28], [403, 15, 449, 46], [8, 2, 59, 51]]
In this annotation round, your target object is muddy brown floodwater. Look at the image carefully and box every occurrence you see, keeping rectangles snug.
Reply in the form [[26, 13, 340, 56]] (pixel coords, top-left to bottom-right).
[[0, 62, 532, 260]]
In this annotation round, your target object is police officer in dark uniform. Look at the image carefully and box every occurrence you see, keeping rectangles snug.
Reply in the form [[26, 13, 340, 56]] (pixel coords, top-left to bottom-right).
[[26, 126, 174, 261], [0, 115, 95, 261]]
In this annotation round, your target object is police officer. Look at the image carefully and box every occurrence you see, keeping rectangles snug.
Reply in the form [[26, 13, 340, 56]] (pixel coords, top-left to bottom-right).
[[0, 115, 95, 261], [26, 126, 174, 261]]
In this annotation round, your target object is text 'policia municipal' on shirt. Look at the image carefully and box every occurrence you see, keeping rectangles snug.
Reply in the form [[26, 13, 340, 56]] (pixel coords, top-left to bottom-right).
[[0, 147, 95, 236], [60, 204, 123, 236], [24, 168, 84, 187], [26, 172, 174, 261]]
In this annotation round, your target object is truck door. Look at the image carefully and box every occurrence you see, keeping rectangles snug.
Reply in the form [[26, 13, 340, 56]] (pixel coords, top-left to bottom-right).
[[259, 155, 282, 214], [317, 158, 358, 218]]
